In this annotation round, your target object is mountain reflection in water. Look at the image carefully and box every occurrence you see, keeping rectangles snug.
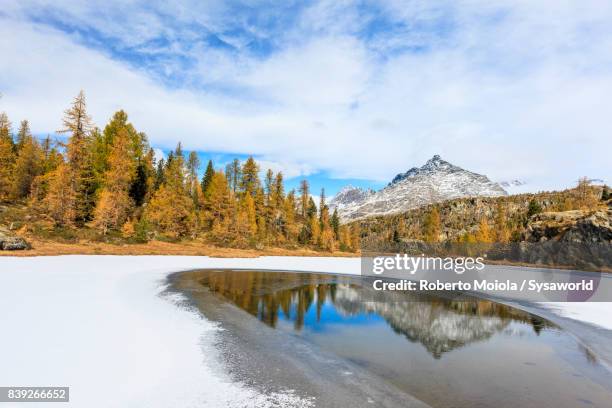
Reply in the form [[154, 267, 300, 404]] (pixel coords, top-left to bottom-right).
[[195, 270, 552, 358], [175, 269, 612, 408]]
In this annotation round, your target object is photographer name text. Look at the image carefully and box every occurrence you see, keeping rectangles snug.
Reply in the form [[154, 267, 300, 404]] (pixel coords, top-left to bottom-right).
[[372, 279, 595, 293]]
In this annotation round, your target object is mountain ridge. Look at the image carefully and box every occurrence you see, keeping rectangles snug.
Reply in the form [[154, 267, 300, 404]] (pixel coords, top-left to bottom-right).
[[329, 155, 507, 222]]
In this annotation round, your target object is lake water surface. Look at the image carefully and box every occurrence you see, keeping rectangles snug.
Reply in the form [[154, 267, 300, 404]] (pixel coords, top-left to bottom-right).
[[171, 270, 612, 408]]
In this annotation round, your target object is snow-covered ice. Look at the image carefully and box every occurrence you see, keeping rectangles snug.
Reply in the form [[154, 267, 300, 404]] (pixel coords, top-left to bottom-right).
[[0, 255, 610, 407], [0, 255, 358, 408], [539, 302, 612, 330]]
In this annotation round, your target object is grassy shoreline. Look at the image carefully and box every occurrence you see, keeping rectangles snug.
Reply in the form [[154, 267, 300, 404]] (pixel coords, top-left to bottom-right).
[[3, 240, 610, 273], [0, 238, 359, 258]]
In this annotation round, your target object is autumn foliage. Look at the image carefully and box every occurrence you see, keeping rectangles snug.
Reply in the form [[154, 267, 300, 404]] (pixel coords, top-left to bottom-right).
[[0, 91, 359, 252]]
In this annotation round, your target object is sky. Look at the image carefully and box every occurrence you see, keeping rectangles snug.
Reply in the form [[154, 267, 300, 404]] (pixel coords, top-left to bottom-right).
[[1, 0, 611, 196]]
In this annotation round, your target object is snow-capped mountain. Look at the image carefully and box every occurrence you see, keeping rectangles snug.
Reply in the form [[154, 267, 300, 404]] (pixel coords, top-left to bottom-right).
[[329, 155, 507, 222], [327, 185, 375, 214]]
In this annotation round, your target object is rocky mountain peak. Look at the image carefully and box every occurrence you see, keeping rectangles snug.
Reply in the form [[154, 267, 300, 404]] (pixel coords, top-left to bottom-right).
[[337, 185, 358, 194], [390, 155, 461, 185], [330, 156, 507, 222], [329, 185, 375, 212]]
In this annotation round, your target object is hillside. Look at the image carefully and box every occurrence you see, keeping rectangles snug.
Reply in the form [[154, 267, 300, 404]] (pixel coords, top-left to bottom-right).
[[355, 183, 611, 270]]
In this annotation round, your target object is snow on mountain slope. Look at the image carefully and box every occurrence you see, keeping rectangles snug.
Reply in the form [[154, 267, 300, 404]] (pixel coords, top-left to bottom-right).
[[329, 155, 507, 221], [327, 185, 375, 214]]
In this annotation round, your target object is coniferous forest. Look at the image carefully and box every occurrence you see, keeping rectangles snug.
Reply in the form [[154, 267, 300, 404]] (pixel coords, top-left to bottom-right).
[[0, 91, 360, 252]]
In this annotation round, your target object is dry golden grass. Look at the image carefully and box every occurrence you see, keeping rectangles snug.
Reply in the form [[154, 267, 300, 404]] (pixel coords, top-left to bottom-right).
[[1, 238, 360, 258], [3, 238, 610, 273]]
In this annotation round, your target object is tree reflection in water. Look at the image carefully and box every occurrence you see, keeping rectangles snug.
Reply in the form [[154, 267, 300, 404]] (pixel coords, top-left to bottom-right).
[[193, 270, 555, 358]]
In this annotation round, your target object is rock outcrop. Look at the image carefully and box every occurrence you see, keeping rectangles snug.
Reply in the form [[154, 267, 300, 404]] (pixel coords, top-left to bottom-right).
[[523, 209, 612, 244], [0, 227, 30, 250], [515, 209, 612, 270]]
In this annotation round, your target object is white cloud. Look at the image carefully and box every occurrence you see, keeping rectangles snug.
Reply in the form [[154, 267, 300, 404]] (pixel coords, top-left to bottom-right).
[[255, 160, 317, 180], [1, 1, 611, 192], [152, 148, 166, 164]]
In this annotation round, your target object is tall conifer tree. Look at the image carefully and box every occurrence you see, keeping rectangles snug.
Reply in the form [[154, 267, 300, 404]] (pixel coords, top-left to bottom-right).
[[59, 91, 96, 223], [201, 160, 215, 197], [45, 162, 76, 226], [145, 144, 195, 238], [12, 121, 43, 199], [299, 179, 309, 218], [240, 157, 260, 197], [0, 113, 15, 199], [187, 151, 201, 206], [93, 128, 136, 234]]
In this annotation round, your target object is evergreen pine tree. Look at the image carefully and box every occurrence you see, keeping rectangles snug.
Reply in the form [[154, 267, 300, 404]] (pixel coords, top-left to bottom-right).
[[527, 199, 542, 218], [99, 111, 148, 161], [145, 144, 195, 238], [330, 208, 340, 239], [154, 158, 165, 190], [240, 157, 260, 197], [307, 196, 317, 219], [130, 159, 151, 207], [201, 159, 215, 197]]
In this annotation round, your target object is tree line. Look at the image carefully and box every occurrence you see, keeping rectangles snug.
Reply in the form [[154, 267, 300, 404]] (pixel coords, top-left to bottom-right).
[[371, 178, 608, 247], [0, 91, 359, 252]]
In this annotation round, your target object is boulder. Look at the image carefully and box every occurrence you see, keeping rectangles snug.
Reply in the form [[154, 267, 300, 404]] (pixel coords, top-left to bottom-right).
[[0, 228, 30, 250]]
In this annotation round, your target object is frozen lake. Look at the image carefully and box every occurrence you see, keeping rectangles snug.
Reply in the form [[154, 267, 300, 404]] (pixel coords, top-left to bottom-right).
[[1, 255, 611, 407], [170, 269, 612, 408]]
